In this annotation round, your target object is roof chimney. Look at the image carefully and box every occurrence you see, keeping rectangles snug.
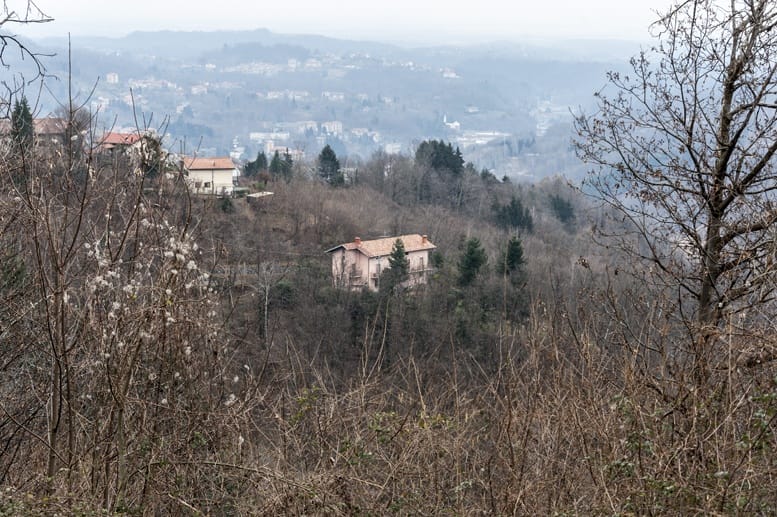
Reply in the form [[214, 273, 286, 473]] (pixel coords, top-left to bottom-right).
[[422, 234, 428, 244], [354, 236, 361, 246]]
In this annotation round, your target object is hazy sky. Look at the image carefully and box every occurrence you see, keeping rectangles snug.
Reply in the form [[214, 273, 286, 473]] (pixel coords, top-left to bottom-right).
[[12, 0, 676, 44]]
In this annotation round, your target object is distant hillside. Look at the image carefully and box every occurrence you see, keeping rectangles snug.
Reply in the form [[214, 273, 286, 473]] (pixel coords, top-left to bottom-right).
[[29, 28, 633, 181], [39, 28, 408, 60]]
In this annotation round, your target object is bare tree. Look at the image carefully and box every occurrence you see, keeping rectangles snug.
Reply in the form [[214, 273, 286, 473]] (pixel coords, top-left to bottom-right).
[[575, 0, 777, 377], [0, 1, 52, 115], [0, 29, 253, 506]]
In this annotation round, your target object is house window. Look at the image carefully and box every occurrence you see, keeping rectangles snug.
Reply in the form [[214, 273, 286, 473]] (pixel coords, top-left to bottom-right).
[[204, 182, 211, 188]]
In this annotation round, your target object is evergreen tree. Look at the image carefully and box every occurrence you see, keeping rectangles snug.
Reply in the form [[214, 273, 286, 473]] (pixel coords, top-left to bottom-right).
[[11, 96, 33, 150], [257, 151, 269, 171], [549, 194, 575, 226], [388, 239, 409, 276], [318, 144, 343, 185], [269, 151, 282, 176], [244, 151, 268, 177], [457, 238, 487, 287], [480, 168, 498, 183], [415, 139, 464, 175], [430, 251, 444, 269], [281, 150, 293, 182], [381, 239, 410, 292], [501, 236, 525, 276], [500, 236, 528, 321], [493, 196, 533, 232], [268, 150, 293, 181]]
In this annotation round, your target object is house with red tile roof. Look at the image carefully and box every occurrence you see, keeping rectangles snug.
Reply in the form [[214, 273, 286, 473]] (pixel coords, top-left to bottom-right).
[[97, 132, 142, 153], [183, 156, 237, 195], [326, 234, 436, 291]]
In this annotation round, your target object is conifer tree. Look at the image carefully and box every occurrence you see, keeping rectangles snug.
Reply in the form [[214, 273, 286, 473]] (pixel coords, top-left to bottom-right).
[[282, 150, 293, 182], [388, 239, 409, 277], [501, 236, 525, 276], [549, 194, 575, 226], [318, 144, 342, 185], [494, 196, 533, 232], [244, 151, 268, 177], [382, 239, 410, 291], [269, 150, 282, 176], [457, 238, 487, 287], [11, 96, 33, 150]]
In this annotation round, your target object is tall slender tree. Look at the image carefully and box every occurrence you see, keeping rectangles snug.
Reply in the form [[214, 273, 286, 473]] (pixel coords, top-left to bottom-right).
[[500, 236, 525, 277], [575, 0, 777, 377], [458, 238, 487, 287], [244, 151, 268, 177], [318, 144, 343, 185], [11, 96, 33, 150], [381, 239, 410, 292]]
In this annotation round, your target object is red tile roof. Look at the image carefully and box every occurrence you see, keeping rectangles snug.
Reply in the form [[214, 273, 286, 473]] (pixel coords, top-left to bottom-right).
[[184, 157, 236, 171], [100, 132, 141, 146], [327, 234, 436, 257]]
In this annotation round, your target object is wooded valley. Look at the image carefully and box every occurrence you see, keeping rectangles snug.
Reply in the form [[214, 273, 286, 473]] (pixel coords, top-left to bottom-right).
[[2, 0, 777, 514]]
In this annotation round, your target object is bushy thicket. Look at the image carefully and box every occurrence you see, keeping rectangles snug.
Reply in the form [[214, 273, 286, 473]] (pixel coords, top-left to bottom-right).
[[0, 120, 775, 517]]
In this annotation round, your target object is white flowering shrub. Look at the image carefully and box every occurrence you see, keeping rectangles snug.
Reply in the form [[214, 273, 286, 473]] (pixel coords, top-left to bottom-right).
[[83, 215, 215, 384], [0, 117, 254, 512]]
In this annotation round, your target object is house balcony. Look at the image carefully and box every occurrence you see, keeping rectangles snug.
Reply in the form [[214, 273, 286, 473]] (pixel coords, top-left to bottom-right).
[[348, 270, 366, 288], [369, 266, 433, 279]]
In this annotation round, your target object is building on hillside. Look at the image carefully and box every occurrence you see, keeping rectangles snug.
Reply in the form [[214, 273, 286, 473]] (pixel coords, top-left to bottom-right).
[[97, 132, 142, 154], [183, 157, 237, 196], [0, 117, 69, 147], [33, 118, 70, 145], [321, 120, 343, 136], [326, 234, 436, 291]]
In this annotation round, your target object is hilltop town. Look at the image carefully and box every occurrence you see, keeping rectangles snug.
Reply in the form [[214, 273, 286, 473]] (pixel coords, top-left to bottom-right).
[[26, 29, 628, 180]]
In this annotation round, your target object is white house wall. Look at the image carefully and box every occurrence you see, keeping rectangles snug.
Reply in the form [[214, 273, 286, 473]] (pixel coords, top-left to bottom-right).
[[331, 248, 432, 291], [187, 169, 234, 195]]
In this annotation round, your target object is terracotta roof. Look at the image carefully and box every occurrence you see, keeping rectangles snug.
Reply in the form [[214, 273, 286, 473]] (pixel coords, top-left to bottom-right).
[[100, 132, 141, 146], [34, 118, 68, 135], [184, 157, 236, 171], [327, 234, 436, 257]]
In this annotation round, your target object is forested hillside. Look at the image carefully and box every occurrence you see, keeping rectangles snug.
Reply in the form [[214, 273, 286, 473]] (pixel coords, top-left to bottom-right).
[[0, 117, 773, 515], [2, 1, 777, 515]]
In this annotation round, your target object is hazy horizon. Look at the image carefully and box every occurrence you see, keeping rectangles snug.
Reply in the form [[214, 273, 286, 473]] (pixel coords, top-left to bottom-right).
[[11, 0, 676, 46]]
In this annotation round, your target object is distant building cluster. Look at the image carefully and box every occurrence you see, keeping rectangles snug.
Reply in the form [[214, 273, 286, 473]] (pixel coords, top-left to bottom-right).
[[56, 35, 574, 177]]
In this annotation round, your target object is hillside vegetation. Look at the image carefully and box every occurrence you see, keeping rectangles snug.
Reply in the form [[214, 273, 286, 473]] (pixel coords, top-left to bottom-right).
[[2, 0, 777, 513], [0, 116, 774, 515]]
